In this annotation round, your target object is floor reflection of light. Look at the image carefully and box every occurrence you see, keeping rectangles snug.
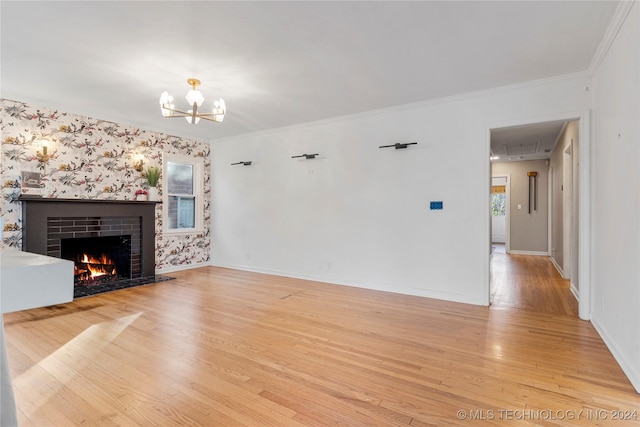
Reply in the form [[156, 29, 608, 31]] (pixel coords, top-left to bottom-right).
[[14, 312, 142, 413], [493, 343, 504, 360]]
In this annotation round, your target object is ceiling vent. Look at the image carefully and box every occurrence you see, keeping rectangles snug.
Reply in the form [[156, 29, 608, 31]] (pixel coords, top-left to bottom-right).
[[504, 141, 539, 155]]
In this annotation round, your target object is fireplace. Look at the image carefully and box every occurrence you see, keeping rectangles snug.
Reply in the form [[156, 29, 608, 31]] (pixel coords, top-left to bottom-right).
[[61, 235, 133, 287], [20, 197, 164, 298]]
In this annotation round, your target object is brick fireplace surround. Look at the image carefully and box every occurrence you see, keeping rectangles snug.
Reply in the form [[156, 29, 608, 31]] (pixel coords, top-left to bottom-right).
[[20, 198, 158, 282]]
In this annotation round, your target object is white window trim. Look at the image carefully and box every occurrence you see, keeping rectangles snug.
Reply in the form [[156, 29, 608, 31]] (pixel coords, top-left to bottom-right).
[[162, 153, 204, 235]]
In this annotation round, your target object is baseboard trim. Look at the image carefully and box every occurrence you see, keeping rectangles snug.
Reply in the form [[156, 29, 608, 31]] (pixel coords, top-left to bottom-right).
[[550, 257, 578, 300], [209, 262, 487, 306], [508, 250, 549, 256], [157, 261, 211, 274], [591, 317, 640, 393], [550, 257, 566, 277], [569, 282, 579, 302]]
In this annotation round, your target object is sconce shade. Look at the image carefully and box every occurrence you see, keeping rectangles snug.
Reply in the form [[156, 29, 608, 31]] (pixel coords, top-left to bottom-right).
[[159, 92, 175, 117], [213, 99, 225, 122], [132, 153, 145, 172], [36, 140, 52, 164], [185, 89, 205, 107]]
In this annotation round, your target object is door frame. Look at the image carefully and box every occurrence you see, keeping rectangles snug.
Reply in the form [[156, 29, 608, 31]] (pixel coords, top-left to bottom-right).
[[547, 165, 553, 257], [563, 142, 574, 280], [487, 110, 591, 320]]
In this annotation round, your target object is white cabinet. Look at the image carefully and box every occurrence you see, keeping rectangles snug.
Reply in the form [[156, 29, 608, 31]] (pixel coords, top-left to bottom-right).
[[1, 250, 73, 313]]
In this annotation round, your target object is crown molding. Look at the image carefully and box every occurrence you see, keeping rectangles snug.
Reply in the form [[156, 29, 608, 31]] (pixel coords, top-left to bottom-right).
[[589, 1, 636, 75], [210, 71, 591, 145]]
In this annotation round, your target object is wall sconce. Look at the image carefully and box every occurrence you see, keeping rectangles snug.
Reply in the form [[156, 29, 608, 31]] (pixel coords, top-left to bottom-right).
[[291, 153, 319, 159], [133, 154, 144, 172], [379, 142, 418, 150], [36, 140, 51, 164]]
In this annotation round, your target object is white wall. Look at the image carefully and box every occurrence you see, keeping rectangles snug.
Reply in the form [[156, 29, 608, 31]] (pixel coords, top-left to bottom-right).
[[210, 75, 591, 306], [591, 2, 640, 392], [549, 120, 580, 280]]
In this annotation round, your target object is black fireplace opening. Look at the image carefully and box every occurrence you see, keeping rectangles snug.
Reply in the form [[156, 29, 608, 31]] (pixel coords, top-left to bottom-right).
[[61, 235, 133, 288]]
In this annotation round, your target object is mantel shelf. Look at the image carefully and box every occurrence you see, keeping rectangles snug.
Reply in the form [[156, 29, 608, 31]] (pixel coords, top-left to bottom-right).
[[19, 197, 160, 204]]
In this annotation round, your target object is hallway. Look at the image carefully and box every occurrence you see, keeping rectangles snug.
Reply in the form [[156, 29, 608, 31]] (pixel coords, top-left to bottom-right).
[[490, 244, 578, 316]]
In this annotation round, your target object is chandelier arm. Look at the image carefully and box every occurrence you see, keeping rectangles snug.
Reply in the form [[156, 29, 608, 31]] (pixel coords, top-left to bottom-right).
[[162, 105, 225, 117], [161, 110, 224, 123], [161, 107, 224, 123], [191, 112, 225, 117], [161, 105, 193, 116], [195, 115, 224, 123]]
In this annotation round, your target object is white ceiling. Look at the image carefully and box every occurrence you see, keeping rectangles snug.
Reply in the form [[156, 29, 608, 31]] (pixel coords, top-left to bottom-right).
[[491, 120, 568, 162], [0, 1, 618, 143]]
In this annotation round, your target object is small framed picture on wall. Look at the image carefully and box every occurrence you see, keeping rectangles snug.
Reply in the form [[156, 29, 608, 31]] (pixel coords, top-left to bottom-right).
[[21, 171, 42, 196]]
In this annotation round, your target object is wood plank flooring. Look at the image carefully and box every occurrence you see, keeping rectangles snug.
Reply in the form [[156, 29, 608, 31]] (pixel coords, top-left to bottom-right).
[[3, 263, 640, 426], [490, 244, 579, 315]]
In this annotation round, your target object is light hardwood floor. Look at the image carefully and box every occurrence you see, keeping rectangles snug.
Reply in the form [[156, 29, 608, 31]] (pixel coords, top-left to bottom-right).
[[3, 261, 640, 426], [490, 244, 579, 315]]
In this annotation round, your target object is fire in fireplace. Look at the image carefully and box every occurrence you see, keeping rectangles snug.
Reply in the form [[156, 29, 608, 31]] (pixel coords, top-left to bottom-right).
[[61, 235, 133, 287], [74, 253, 118, 284]]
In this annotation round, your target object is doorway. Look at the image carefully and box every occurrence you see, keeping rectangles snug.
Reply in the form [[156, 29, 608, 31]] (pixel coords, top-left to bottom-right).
[[488, 114, 589, 319]]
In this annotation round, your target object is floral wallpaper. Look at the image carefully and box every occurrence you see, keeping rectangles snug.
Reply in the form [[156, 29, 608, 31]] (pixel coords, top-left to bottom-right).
[[0, 99, 211, 271]]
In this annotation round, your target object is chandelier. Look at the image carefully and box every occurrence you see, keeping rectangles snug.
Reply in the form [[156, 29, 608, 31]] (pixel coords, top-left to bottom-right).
[[159, 78, 226, 124]]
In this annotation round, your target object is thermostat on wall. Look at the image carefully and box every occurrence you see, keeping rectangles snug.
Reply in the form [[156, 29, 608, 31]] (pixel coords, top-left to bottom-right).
[[430, 201, 443, 210]]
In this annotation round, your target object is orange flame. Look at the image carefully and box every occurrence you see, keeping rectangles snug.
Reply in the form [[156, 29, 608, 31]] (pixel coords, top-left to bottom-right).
[[78, 253, 116, 279]]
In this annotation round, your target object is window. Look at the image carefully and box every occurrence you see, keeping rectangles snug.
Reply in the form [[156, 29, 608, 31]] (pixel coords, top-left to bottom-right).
[[163, 154, 203, 233], [491, 185, 506, 217]]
